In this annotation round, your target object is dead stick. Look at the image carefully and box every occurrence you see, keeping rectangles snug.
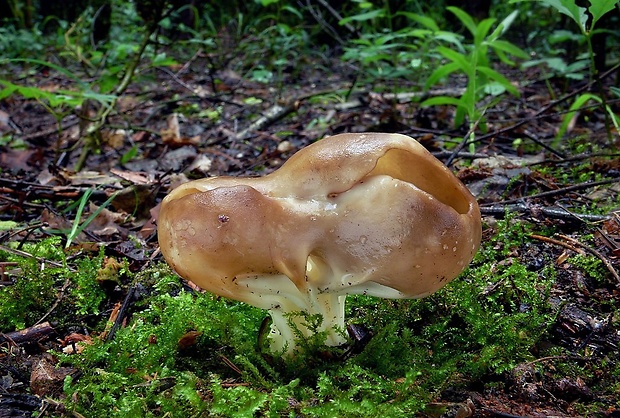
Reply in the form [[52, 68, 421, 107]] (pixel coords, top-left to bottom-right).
[[0, 321, 55, 345], [530, 234, 585, 255], [35, 277, 71, 325], [480, 178, 620, 206]]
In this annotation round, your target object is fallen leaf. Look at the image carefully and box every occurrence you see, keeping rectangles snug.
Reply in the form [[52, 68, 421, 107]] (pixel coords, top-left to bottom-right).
[[178, 330, 202, 350], [30, 355, 76, 396]]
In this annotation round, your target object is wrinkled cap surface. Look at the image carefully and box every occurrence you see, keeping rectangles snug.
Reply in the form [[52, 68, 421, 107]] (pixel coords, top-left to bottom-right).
[[157, 132, 482, 306]]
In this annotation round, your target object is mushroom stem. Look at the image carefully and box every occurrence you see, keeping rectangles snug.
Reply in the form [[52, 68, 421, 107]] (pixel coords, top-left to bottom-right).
[[266, 292, 346, 355], [234, 273, 347, 354]]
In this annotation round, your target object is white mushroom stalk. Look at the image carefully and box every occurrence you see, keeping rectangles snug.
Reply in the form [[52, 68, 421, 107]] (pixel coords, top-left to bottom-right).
[[157, 133, 482, 356]]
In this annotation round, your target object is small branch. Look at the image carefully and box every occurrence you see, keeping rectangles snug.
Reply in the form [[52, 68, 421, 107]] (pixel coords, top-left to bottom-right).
[[530, 234, 585, 255], [0, 321, 55, 345], [35, 277, 71, 325], [524, 355, 593, 366], [0, 245, 69, 269], [232, 89, 341, 141], [233, 103, 299, 141], [480, 203, 612, 222], [530, 233, 620, 284], [17, 116, 80, 142], [480, 178, 620, 206], [105, 284, 136, 342], [313, 0, 357, 35]]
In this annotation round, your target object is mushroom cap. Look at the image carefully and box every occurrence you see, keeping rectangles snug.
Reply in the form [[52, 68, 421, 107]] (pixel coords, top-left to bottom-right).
[[157, 133, 481, 305]]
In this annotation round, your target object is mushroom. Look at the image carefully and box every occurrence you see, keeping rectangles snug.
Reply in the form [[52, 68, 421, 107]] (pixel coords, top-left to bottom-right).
[[157, 133, 481, 355]]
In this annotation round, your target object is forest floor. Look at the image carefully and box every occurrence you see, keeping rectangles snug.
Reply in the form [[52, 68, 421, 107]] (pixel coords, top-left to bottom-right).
[[1, 44, 620, 417]]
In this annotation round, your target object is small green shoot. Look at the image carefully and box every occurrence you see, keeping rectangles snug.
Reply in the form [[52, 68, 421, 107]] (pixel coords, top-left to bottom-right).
[[422, 8, 528, 130], [64, 188, 120, 248]]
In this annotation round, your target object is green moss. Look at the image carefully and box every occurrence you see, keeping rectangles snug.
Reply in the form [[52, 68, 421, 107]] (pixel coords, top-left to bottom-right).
[[0, 237, 107, 331], [56, 216, 592, 416], [567, 254, 610, 284]]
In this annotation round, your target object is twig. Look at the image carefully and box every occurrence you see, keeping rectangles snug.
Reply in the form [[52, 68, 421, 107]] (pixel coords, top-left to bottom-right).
[[233, 102, 299, 141], [521, 129, 565, 158], [35, 277, 71, 325], [480, 178, 620, 206], [303, 0, 347, 45], [313, 0, 358, 35], [445, 116, 482, 166], [17, 117, 80, 142], [0, 245, 69, 269], [480, 203, 612, 222], [432, 150, 488, 160], [0, 321, 55, 345], [524, 355, 593, 366], [105, 284, 136, 342], [219, 354, 242, 375], [530, 234, 585, 255], [528, 151, 620, 166], [232, 88, 341, 141]]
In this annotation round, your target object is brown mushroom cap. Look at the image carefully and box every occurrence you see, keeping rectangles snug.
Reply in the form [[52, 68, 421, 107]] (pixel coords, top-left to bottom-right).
[[157, 133, 481, 350]]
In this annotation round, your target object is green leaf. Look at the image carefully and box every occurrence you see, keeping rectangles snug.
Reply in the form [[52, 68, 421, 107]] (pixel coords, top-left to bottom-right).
[[152, 52, 178, 67], [120, 145, 139, 165], [282, 5, 303, 19], [536, 0, 588, 32], [339, 9, 385, 25], [555, 93, 601, 143], [397, 12, 440, 31], [436, 46, 473, 74], [5, 58, 86, 86], [434, 32, 465, 51], [65, 189, 120, 248], [488, 10, 520, 40], [483, 82, 507, 96], [589, 0, 618, 28], [477, 66, 519, 96], [489, 40, 529, 60], [447, 6, 477, 37], [603, 104, 620, 133], [425, 62, 461, 88], [0, 81, 18, 100], [421, 96, 463, 107], [474, 18, 496, 47]]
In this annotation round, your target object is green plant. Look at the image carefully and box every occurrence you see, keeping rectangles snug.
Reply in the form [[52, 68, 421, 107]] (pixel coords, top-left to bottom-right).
[[0, 1, 184, 172], [63, 188, 119, 249], [341, 4, 459, 83], [421, 7, 528, 139], [524, 0, 618, 80], [514, 0, 620, 144]]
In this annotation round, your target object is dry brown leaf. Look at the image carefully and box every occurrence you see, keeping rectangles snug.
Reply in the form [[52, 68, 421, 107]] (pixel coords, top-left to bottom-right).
[[30, 355, 76, 396]]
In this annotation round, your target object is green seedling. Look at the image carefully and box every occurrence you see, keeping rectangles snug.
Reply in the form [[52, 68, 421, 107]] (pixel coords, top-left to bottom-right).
[[52, 188, 120, 248], [555, 92, 620, 145], [513, 0, 620, 143], [422, 7, 528, 141]]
